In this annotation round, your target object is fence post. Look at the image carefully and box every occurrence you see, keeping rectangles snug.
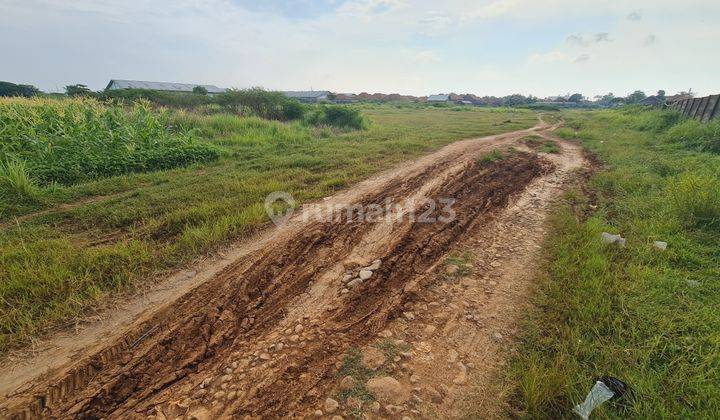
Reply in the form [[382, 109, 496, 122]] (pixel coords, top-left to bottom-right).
[[696, 96, 710, 120], [682, 99, 693, 116], [703, 95, 720, 122], [688, 98, 702, 119]]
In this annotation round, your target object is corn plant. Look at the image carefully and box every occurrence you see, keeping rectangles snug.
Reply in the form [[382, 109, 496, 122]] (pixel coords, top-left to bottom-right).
[[0, 97, 220, 186]]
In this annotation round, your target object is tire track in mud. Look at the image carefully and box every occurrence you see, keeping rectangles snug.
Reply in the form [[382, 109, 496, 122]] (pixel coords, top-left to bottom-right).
[[2, 125, 558, 419], [231, 155, 551, 418]]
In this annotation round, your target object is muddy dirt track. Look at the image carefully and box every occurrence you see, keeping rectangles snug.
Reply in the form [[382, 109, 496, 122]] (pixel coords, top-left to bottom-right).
[[0, 120, 586, 419]]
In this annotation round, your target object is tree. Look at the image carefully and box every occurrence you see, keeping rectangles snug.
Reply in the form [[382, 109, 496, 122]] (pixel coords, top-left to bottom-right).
[[216, 87, 304, 121], [502, 94, 532, 107], [656, 90, 666, 100], [568, 93, 584, 102], [0, 81, 40, 97], [625, 90, 647, 104], [65, 84, 93, 97], [596, 93, 615, 104], [192, 85, 208, 95]]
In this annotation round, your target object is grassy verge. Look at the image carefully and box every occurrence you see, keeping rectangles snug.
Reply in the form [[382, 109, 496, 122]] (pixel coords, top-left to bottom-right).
[[0, 106, 536, 353], [507, 108, 720, 418]]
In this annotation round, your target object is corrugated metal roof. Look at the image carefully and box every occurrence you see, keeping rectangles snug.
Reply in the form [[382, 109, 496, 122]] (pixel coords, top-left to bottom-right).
[[106, 79, 227, 94], [427, 94, 450, 102], [282, 91, 330, 99]]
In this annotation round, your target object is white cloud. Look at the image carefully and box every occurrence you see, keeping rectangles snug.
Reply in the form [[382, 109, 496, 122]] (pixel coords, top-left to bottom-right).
[[474, 0, 522, 19], [414, 50, 441, 63], [528, 51, 569, 64], [472, 0, 720, 21], [594, 32, 612, 43], [566, 32, 612, 47], [573, 54, 591, 63], [627, 10, 643, 21], [338, 0, 407, 16]]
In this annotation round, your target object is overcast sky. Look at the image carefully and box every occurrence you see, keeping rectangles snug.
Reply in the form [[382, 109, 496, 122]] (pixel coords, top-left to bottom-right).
[[2, 0, 719, 97]]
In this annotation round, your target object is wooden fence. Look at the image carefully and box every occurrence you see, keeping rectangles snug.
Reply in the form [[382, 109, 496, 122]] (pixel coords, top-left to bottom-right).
[[670, 94, 720, 122]]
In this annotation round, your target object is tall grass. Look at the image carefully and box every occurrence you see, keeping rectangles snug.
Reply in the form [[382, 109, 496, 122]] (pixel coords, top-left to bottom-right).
[[506, 108, 720, 418], [626, 106, 684, 132], [0, 159, 40, 202], [665, 118, 720, 153], [667, 173, 720, 229]]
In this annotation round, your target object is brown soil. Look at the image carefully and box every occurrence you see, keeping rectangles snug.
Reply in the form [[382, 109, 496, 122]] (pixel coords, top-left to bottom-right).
[[0, 122, 587, 419]]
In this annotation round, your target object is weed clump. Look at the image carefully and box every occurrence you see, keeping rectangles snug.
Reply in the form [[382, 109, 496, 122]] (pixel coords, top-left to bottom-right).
[[629, 108, 683, 132], [667, 172, 720, 229], [0, 159, 40, 203], [479, 149, 505, 164], [304, 105, 367, 130], [665, 118, 720, 153]]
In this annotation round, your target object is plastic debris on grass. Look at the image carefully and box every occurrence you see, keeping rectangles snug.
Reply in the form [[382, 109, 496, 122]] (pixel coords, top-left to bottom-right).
[[573, 376, 630, 419]]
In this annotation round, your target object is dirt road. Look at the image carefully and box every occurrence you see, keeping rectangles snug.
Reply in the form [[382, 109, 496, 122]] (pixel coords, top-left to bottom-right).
[[0, 120, 586, 419]]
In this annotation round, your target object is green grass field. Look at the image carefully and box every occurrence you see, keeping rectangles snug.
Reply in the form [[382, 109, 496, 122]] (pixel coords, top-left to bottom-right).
[[507, 108, 720, 418], [0, 104, 536, 353]]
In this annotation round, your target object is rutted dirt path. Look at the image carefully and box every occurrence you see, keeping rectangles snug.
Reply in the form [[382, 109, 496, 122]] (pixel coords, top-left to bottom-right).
[[0, 121, 586, 419]]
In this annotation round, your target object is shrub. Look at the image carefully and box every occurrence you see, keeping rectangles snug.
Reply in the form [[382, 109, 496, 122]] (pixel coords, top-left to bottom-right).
[[304, 105, 366, 130], [216, 87, 304, 121], [0, 97, 220, 185], [667, 172, 720, 229], [631, 108, 683, 132], [65, 84, 95, 97], [99, 89, 214, 109], [282, 99, 305, 120], [665, 118, 720, 153]]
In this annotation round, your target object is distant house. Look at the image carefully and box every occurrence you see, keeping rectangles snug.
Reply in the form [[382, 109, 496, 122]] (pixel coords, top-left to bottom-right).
[[282, 91, 331, 103], [427, 94, 450, 103], [105, 79, 228, 94], [639, 96, 665, 107], [333, 93, 357, 104], [666, 94, 693, 104], [639, 93, 693, 108]]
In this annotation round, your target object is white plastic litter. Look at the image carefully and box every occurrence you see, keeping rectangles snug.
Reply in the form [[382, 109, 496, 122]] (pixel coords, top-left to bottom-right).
[[601, 232, 626, 248], [653, 241, 668, 250], [573, 381, 615, 420]]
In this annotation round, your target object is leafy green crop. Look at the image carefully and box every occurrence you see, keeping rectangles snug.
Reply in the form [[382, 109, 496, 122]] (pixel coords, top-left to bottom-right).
[[0, 97, 219, 185]]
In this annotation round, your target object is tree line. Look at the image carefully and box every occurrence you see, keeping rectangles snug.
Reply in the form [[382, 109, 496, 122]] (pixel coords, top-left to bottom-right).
[[0, 80, 693, 107]]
